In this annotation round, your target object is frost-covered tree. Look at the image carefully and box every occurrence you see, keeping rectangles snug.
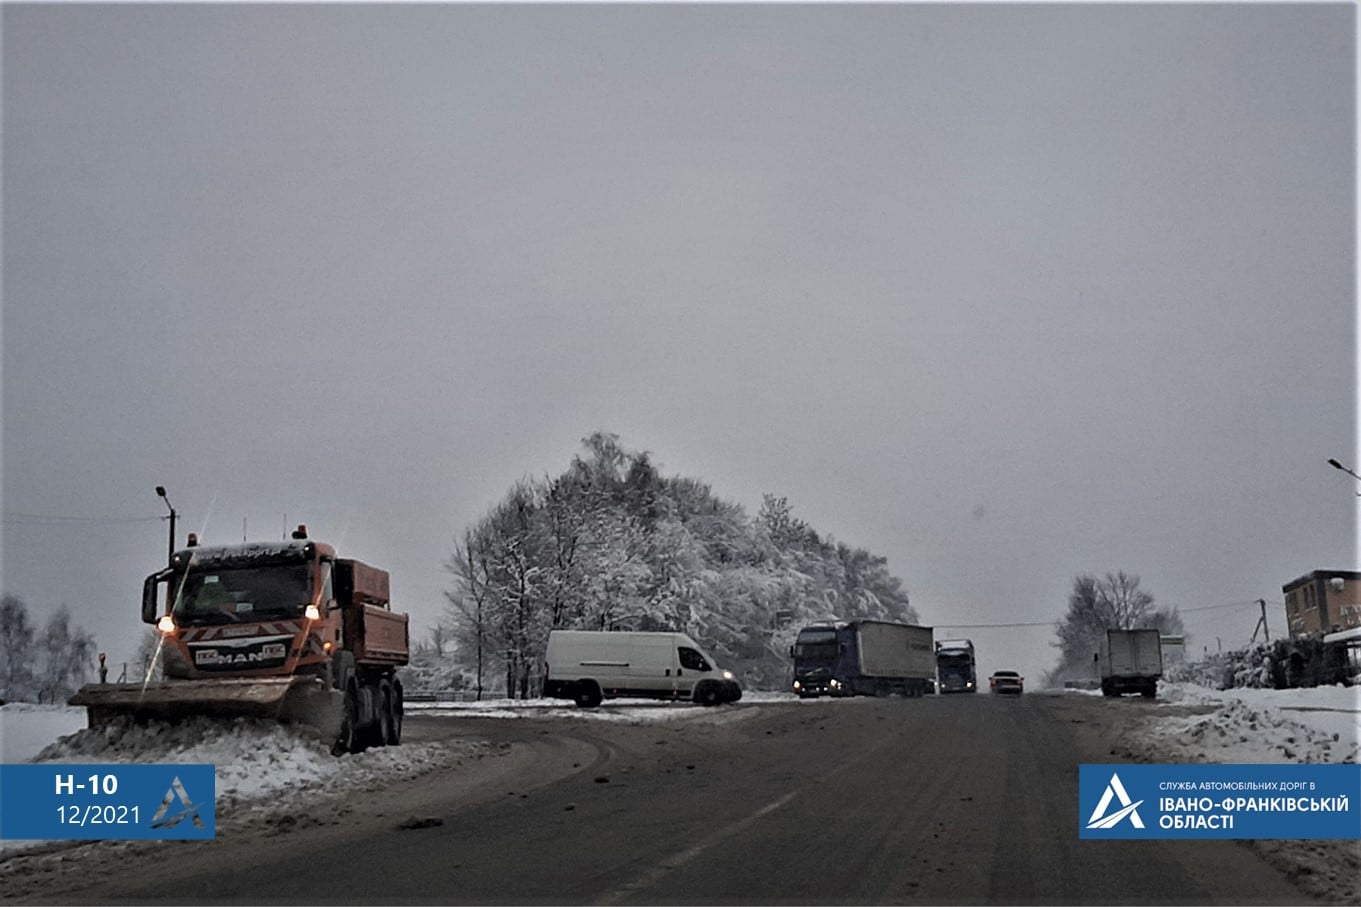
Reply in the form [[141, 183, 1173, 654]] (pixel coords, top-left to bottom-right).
[[36, 605, 97, 703], [0, 594, 37, 701], [1049, 571, 1183, 682], [442, 433, 918, 691]]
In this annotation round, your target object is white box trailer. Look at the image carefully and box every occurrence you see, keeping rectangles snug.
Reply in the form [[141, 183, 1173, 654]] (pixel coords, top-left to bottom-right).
[[857, 621, 936, 679], [543, 630, 742, 708], [1098, 628, 1163, 698], [791, 620, 934, 697]]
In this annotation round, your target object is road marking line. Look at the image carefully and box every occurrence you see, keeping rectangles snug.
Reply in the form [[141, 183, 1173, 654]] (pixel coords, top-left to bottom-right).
[[599, 790, 800, 904]]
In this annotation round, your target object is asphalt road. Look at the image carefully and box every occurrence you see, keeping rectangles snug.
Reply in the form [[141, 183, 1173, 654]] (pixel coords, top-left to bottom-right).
[[22, 692, 1316, 905]]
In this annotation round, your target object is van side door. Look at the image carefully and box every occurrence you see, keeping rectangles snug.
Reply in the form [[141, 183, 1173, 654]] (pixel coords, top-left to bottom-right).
[[676, 645, 712, 696]]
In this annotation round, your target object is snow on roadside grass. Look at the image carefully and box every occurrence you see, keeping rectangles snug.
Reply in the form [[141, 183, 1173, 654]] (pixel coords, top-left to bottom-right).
[[1138, 682, 1360, 764], [0, 704, 88, 763]]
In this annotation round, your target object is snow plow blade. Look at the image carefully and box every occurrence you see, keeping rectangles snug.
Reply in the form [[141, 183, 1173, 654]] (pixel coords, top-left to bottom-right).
[[69, 677, 342, 740]]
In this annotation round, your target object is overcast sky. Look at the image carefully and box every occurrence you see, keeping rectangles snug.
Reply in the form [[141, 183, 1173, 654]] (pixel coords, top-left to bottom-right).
[[2, 3, 1355, 687]]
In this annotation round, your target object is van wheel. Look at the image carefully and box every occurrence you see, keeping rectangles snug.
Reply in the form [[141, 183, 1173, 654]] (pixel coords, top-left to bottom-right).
[[696, 683, 721, 706], [574, 681, 602, 708]]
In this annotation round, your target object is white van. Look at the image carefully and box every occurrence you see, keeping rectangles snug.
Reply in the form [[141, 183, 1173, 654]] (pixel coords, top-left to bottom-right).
[[543, 630, 742, 708]]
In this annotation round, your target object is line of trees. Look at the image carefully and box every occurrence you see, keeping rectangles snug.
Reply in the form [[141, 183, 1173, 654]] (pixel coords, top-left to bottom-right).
[[1047, 571, 1184, 684], [0, 594, 98, 703], [442, 432, 917, 696]]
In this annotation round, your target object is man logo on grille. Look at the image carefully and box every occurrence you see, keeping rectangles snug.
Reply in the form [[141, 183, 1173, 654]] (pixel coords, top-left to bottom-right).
[[151, 776, 205, 830], [1086, 771, 1145, 829]]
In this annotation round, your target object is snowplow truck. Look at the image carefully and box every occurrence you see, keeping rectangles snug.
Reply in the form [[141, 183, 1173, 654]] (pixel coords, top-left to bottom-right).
[[69, 525, 409, 754]]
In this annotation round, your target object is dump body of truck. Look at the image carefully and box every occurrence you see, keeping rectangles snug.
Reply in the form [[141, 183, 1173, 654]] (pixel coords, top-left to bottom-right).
[[791, 620, 934, 697], [1097, 628, 1163, 698], [70, 525, 409, 753], [936, 638, 977, 693]]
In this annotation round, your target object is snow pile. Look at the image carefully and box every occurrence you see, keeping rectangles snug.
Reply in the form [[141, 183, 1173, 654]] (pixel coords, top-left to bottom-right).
[[1139, 682, 1360, 764], [29, 714, 472, 810], [29, 713, 454, 806], [1, 703, 487, 854]]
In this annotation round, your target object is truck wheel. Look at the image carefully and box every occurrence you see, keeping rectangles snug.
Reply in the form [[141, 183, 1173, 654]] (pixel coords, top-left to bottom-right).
[[574, 680, 602, 708], [373, 680, 394, 747], [1141, 682, 1157, 699], [333, 682, 363, 755], [386, 682, 403, 746]]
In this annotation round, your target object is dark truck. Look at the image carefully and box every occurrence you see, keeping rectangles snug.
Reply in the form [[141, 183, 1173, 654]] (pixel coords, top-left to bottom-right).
[[791, 620, 935, 697], [935, 638, 978, 693]]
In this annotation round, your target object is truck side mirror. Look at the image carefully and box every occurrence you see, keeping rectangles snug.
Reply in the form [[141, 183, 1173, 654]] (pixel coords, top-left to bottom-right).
[[1093, 652, 1100, 662], [142, 574, 162, 624], [788, 645, 794, 658]]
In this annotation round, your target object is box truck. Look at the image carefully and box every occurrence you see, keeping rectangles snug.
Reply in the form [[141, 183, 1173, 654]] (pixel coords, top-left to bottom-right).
[[1097, 628, 1163, 698]]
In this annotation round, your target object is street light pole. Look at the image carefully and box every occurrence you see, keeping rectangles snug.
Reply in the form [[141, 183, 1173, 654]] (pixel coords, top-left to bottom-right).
[[155, 485, 177, 563], [1327, 458, 1361, 494]]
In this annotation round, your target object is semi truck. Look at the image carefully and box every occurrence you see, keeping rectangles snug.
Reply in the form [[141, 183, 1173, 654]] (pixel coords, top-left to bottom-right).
[[790, 620, 935, 698], [543, 630, 741, 707], [935, 638, 977, 693], [69, 525, 409, 754], [1096, 628, 1163, 698]]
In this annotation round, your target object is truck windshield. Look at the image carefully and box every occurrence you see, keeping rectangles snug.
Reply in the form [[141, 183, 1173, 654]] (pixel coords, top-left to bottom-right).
[[794, 631, 839, 660], [938, 652, 972, 669], [171, 564, 312, 625]]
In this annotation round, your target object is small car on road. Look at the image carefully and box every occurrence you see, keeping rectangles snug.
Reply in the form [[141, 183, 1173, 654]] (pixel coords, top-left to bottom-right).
[[989, 670, 1024, 695]]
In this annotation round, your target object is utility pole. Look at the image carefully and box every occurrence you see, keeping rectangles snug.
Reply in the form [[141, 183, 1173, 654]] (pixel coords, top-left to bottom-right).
[[1249, 599, 1269, 644]]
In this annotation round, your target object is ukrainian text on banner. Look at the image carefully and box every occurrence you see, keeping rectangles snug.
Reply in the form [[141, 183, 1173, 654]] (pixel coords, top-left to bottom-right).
[[1079, 763, 1361, 840], [0, 763, 216, 840]]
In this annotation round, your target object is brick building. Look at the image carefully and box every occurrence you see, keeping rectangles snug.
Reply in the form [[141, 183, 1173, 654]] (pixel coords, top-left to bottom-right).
[[1282, 570, 1361, 637]]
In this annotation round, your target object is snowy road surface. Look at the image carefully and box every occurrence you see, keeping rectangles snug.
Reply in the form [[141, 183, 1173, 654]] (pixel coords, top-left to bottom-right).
[[0, 683, 1357, 904]]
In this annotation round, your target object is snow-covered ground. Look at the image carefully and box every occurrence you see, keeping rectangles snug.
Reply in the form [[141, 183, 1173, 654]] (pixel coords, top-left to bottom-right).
[[1, 684, 1356, 856], [1149, 682, 1361, 764]]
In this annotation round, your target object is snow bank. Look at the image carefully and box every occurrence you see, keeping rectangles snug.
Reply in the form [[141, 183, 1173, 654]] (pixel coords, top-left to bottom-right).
[[1145, 682, 1360, 764]]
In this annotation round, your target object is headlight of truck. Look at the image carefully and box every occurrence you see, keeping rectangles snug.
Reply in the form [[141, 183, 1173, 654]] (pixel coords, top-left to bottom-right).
[[830, 679, 841, 689], [793, 680, 802, 690]]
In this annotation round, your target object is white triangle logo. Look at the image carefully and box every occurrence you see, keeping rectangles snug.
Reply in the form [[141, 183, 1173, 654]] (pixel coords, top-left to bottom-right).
[[1086, 772, 1145, 829]]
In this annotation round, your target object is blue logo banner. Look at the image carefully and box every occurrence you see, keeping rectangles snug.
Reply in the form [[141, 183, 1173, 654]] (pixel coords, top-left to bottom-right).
[[1080, 763, 1361, 840], [0, 763, 216, 840]]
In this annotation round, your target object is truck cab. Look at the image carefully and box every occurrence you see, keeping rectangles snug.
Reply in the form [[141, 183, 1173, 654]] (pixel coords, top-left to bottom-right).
[[935, 639, 977, 693]]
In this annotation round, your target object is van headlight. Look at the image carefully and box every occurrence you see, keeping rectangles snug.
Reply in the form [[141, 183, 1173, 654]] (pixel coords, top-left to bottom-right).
[[722, 670, 734, 681]]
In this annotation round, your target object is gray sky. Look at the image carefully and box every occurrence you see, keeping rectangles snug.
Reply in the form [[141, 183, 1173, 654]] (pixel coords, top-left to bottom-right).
[[3, 3, 1355, 687]]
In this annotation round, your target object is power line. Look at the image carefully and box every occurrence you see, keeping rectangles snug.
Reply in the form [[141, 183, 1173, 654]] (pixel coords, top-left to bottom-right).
[[1176, 599, 1280, 614], [932, 599, 1283, 630], [934, 620, 1056, 629], [3, 511, 164, 525]]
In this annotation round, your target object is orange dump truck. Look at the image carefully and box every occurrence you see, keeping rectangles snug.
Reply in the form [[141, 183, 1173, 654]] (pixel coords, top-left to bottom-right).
[[70, 525, 408, 754]]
